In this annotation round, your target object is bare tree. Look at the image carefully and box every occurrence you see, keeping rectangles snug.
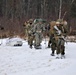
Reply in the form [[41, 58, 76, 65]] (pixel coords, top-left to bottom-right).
[[59, 0, 62, 19]]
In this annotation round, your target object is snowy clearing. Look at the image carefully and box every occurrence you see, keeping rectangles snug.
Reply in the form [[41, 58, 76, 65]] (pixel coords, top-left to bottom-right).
[[0, 38, 76, 75]]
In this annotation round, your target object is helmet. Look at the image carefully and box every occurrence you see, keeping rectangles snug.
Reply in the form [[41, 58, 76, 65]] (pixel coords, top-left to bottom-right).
[[29, 19, 33, 23], [57, 19, 63, 24], [57, 19, 63, 22], [56, 22, 60, 24]]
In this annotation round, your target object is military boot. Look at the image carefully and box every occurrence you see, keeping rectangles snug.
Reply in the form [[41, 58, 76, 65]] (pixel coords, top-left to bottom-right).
[[30, 44, 33, 49], [47, 44, 51, 48], [35, 45, 41, 49], [51, 53, 55, 56]]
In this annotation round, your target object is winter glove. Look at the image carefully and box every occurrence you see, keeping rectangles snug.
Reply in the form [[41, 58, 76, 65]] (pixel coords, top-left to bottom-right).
[[58, 30, 61, 35]]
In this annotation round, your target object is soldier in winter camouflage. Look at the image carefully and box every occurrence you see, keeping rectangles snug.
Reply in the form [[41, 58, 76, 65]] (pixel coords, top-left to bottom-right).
[[32, 19, 45, 49], [53, 20, 68, 58], [23, 19, 34, 48]]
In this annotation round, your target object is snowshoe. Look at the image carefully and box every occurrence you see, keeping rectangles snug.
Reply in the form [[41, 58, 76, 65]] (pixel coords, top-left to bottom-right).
[[56, 54, 60, 59], [29, 45, 33, 49], [60, 55, 65, 59], [35, 45, 42, 49], [30, 46, 32, 49], [51, 53, 55, 56], [56, 54, 65, 59], [56, 57, 60, 59]]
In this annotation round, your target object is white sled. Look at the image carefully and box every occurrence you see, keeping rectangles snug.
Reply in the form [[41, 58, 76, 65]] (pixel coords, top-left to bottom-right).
[[6, 37, 23, 46]]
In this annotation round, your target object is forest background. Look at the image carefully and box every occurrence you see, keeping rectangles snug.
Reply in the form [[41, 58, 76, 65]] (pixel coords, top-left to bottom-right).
[[0, 0, 76, 37]]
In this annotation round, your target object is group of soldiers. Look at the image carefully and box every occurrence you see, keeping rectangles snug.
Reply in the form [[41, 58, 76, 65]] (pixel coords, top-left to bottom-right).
[[23, 18, 68, 59], [23, 19, 47, 49]]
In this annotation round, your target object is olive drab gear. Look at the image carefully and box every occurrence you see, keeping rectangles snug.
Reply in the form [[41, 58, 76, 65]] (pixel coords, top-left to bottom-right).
[[49, 21, 56, 35], [23, 19, 34, 48], [32, 19, 46, 49], [54, 20, 68, 58], [27, 20, 34, 48], [48, 21, 56, 48], [57, 19, 63, 24], [47, 21, 57, 56], [48, 21, 56, 37], [63, 20, 68, 36]]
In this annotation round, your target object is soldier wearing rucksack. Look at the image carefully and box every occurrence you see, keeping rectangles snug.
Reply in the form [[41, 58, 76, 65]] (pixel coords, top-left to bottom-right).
[[48, 21, 57, 56], [53, 20, 68, 58], [32, 19, 45, 49]]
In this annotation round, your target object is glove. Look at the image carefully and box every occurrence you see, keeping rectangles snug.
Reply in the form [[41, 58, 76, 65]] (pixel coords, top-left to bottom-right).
[[57, 30, 61, 35]]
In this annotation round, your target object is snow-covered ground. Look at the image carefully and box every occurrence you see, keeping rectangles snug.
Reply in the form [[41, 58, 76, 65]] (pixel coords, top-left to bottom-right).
[[0, 38, 76, 75]]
